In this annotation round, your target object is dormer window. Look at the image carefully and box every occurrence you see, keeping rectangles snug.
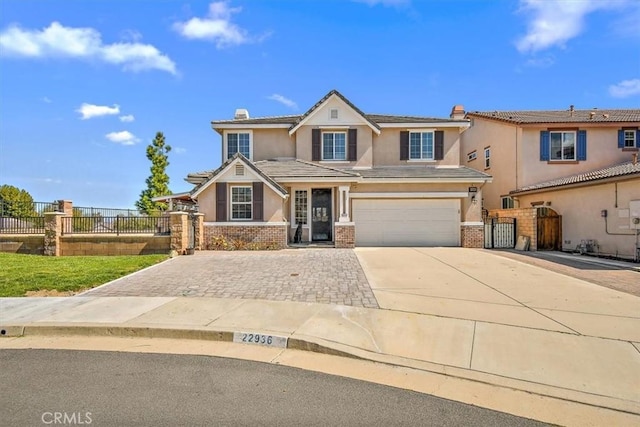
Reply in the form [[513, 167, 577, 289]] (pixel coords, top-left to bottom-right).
[[329, 108, 339, 120]]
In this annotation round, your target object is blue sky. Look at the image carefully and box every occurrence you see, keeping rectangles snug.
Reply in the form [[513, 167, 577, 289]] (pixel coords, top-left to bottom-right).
[[1, 0, 638, 208]]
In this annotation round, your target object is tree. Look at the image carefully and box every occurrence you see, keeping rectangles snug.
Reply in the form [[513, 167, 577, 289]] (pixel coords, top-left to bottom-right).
[[0, 185, 37, 217], [136, 132, 172, 215]]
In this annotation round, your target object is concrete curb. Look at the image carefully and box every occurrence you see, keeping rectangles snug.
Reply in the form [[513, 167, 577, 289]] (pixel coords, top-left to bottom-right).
[[2, 322, 638, 417]]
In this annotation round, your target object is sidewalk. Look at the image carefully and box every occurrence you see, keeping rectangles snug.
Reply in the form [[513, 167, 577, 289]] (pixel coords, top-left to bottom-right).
[[1, 295, 639, 426]]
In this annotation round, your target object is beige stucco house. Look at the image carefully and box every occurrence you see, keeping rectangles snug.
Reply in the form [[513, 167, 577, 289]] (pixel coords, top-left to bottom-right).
[[180, 90, 492, 249], [460, 107, 640, 260]]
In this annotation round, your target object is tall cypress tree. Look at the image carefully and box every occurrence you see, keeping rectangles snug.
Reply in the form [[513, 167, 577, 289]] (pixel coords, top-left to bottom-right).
[[136, 132, 172, 214]]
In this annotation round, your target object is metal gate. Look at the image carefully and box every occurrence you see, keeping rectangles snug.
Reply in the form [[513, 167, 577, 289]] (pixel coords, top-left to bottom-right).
[[484, 217, 516, 249]]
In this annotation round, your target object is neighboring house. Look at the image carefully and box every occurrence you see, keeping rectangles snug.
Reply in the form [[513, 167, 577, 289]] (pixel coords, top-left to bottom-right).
[[460, 107, 640, 260], [178, 90, 491, 249]]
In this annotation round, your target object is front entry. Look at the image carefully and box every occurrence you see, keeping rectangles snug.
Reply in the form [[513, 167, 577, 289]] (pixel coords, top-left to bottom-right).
[[311, 189, 332, 241]]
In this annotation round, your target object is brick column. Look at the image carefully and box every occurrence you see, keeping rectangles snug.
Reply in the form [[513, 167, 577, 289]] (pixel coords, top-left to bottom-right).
[[170, 212, 189, 254], [334, 222, 355, 248], [193, 213, 205, 250], [56, 200, 73, 216], [44, 212, 65, 256]]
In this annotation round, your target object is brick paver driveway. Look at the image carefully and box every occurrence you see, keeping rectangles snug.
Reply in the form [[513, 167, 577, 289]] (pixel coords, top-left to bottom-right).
[[83, 249, 379, 308]]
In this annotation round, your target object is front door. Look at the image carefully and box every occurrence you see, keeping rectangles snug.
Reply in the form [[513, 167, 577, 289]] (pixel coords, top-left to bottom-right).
[[311, 189, 332, 241]]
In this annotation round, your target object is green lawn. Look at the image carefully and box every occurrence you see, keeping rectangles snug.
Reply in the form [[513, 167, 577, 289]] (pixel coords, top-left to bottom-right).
[[0, 253, 168, 297]]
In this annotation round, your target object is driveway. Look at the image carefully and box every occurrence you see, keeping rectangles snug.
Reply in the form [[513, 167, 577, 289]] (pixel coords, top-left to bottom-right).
[[83, 249, 379, 308]]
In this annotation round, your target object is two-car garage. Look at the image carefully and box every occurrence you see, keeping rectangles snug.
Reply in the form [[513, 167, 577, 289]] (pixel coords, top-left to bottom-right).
[[352, 199, 461, 247]]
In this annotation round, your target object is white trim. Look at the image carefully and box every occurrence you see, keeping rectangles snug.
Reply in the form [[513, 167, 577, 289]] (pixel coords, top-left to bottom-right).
[[350, 192, 469, 199], [223, 129, 253, 161], [204, 221, 288, 226], [321, 130, 348, 161], [334, 222, 355, 226], [378, 122, 470, 129], [318, 125, 350, 129], [191, 157, 287, 199], [230, 185, 253, 221], [461, 221, 484, 226], [359, 178, 493, 184], [213, 123, 291, 130], [289, 93, 381, 136], [548, 130, 576, 161], [275, 177, 358, 183], [292, 188, 309, 227]]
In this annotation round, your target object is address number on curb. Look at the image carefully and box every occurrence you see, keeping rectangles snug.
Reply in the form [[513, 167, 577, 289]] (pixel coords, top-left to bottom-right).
[[233, 332, 288, 348]]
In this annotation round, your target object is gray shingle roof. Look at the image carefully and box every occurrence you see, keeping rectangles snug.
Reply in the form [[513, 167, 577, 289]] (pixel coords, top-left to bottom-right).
[[467, 109, 640, 124], [254, 159, 360, 179], [510, 161, 640, 195], [210, 90, 467, 128], [189, 153, 287, 196], [345, 166, 492, 180]]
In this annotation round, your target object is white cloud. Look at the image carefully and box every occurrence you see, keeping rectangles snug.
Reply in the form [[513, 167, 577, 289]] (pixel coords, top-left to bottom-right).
[[515, 0, 610, 53], [42, 97, 52, 103], [105, 131, 139, 145], [609, 78, 640, 98], [0, 21, 177, 74], [174, 147, 187, 154], [173, 1, 259, 48], [119, 114, 135, 122], [76, 103, 120, 120], [525, 55, 555, 68], [267, 94, 298, 110]]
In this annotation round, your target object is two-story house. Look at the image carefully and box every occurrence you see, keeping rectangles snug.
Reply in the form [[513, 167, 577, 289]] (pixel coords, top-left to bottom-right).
[[460, 107, 640, 260], [181, 90, 492, 249]]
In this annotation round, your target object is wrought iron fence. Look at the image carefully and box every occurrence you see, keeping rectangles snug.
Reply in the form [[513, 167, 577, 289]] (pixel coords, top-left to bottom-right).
[[0, 217, 45, 234], [62, 216, 170, 236], [0, 201, 60, 217]]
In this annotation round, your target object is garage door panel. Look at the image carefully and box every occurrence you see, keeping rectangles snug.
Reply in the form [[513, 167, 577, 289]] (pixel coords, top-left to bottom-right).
[[353, 199, 460, 247]]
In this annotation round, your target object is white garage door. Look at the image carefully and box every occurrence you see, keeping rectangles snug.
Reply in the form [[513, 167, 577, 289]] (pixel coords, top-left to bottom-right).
[[352, 199, 460, 247]]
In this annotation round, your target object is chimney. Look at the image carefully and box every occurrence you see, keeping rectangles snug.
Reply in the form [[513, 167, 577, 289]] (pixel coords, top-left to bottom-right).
[[234, 108, 249, 120], [450, 104, 465, 120], [569, 105, 574, 117]]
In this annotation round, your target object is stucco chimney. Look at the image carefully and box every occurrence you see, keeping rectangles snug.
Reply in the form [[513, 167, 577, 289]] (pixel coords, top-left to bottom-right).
[[234, 108, 249, 120], [450, 104, 465, 120]]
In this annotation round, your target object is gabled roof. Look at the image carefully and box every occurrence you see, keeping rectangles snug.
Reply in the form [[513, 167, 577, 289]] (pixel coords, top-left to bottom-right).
[[254, 158, 360, 180], [210, 90, 471, 131], [510, 161, 640, 195], [288, 89, 381, 135], [190, 153, 287, 198], [467, 109, 640, 125]]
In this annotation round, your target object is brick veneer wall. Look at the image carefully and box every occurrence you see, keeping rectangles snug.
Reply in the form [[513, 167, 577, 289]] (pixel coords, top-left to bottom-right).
[[60, 235, 170, 256], [204, 224, 288, 250], [0, 235, 45, 254], [488, 208, 538, 250], [335, 223, 355, 248], [461, 225, 484, 248]]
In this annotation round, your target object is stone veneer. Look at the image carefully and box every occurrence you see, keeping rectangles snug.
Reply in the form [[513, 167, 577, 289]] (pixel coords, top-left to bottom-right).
[[334, 223, 355, 248], [461, 225, 484, 248], [204, 223, 288, 250]]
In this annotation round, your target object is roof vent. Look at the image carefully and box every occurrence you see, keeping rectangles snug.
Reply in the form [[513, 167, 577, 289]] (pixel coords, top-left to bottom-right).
[[234, 109, 249, 120], [235, 164, 245, 176], [590, 111, 596, 119], [569, 105, 574, 117]]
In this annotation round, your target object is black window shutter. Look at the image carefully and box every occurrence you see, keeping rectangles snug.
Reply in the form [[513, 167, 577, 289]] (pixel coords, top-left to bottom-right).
[[312, 129, 321, 161], [540, 131, 550, 161], [400, 131, 409, 160], [348, 129, 357, 161], [252, 182, 263, 221], [434, 131, 444, 160], [216, 182, 227, 222]]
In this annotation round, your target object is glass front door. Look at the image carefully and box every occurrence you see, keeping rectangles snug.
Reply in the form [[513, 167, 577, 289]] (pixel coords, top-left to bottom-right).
[[311, 189, 332, 241]]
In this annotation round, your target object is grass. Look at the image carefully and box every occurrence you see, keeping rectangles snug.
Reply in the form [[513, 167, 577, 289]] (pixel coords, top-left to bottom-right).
[[0, 253, 168, 297]]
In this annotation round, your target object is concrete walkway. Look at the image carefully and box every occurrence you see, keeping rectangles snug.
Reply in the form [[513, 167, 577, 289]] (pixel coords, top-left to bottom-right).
[[1, 248, 639, 426]]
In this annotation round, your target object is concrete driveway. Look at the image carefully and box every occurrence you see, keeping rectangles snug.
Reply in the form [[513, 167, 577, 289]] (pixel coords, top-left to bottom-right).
[[355, 247, 640, 342]]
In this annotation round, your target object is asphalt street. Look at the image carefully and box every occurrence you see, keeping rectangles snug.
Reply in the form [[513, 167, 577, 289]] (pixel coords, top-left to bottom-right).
[[1, 349, 549, 426]]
